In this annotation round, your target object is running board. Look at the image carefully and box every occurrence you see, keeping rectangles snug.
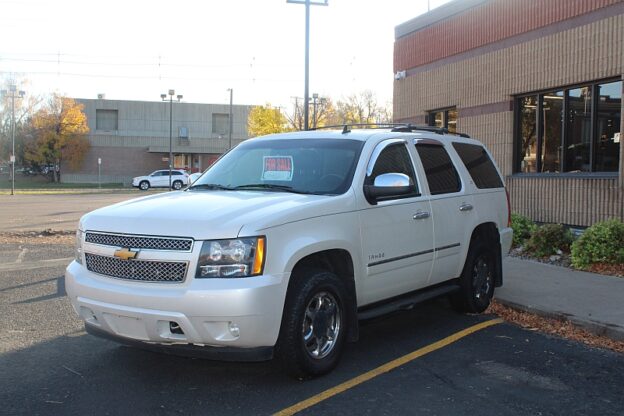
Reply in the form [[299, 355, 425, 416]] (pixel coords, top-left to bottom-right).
[[357, 283, 461, 321]]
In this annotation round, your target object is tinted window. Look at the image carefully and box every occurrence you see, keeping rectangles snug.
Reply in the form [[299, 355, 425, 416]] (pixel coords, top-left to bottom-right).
[[452, 142, 504, 189], [369, 143, 417, 185], [416, 144, 461, 195]]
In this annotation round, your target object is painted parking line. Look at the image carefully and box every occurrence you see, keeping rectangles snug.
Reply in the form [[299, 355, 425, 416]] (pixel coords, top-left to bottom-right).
[[274, 318, 504, 416], [0, 257, 73, 272]]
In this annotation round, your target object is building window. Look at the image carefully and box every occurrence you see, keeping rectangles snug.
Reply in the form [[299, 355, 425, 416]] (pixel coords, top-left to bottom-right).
[[96, 109, 118, 131], [428, 107, 457, 133], [178, 126, 189, 138], [595, 81, 622, 172], [515, 79, 621, 174], [212, 113, 230, 135]]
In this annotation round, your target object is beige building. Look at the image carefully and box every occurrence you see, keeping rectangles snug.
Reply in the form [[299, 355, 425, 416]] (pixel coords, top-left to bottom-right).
[[64, 98, 252, 185], [393, 0, 623, 227]]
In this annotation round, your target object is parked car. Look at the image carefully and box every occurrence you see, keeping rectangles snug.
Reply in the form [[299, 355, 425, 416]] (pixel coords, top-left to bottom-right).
[[187, 171, 204, 186], [131, 169, 189, 190], [66, 125, 512, 378]]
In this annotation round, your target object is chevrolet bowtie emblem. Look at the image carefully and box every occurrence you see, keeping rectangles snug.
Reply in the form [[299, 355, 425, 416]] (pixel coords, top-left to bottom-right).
[[114, 248, 139, 260]]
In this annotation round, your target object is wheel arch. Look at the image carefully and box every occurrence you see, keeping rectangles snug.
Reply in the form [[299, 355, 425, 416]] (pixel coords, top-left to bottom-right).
[[287, 248, 359, 342], [468, 222, 503, 287]]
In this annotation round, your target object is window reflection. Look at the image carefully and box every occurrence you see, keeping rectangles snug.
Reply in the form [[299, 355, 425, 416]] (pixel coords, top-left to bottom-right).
[[595, 81, 621, 172], [541, 91, 563, 173], [519, 96, 537, 173], [565, 87, 592, 172]]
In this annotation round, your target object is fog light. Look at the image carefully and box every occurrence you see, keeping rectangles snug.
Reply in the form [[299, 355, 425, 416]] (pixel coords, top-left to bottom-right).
[[228, 322, 240, 338]]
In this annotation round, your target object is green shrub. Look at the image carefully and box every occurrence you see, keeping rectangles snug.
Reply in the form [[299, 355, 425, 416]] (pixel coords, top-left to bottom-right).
[[571, 219, 624, 269], [511, 213, 536, 247], [525, 223, 574, 257]]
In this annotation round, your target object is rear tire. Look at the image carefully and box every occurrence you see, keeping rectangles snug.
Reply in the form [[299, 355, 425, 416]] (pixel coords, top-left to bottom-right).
[[172, 180, 183, 190], [277, 269, 348, 379], [451, 238, 497, 313], [139, 181, 150, 190]]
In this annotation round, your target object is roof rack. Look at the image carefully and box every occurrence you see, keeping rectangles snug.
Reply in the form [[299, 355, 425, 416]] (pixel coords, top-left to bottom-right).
[[309, 123, 471, 138]]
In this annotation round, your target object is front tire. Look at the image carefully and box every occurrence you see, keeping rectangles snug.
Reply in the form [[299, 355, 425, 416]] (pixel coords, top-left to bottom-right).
[[277, 269, 347, 379], [451, 239, 497, 313], [172, 180, 183, 190], [139, 181, 150, 191]]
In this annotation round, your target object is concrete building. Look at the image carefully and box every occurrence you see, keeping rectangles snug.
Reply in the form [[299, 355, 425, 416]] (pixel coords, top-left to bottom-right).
[[63, 98, 252, 185], [393, 0, 623, 227]]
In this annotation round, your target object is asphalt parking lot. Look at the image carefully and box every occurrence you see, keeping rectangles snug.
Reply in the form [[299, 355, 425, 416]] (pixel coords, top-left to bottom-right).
[[0, 193, 150, 232], [1, 243, 623, 416], [1, 194, 624, 415]]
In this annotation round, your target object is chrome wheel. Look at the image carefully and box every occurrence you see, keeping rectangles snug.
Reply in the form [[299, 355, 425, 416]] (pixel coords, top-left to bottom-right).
[[472, 256, 492, 300], [302, 291, 341, 360]]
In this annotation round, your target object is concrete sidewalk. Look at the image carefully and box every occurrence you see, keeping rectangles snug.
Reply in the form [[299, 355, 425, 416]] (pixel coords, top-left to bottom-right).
[[496, 257, 624, 341]]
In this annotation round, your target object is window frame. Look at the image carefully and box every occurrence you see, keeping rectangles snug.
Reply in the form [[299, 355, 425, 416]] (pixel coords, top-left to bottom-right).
[[513, 78, 621, 175]]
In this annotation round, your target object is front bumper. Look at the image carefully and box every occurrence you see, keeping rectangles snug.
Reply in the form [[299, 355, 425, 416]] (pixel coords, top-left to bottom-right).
[[65, 261, 289, 350]]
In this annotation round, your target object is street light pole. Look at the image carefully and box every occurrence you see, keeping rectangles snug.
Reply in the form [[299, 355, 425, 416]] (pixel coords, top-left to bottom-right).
[[227, 88, 233, 149], [1, 85, 25, 196], [161, 89, 182, 191], [312, 93, 318, 129], [287, 0, 328, 130]]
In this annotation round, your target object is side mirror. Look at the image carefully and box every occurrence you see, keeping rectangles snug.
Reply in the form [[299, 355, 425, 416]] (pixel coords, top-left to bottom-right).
[[364, 173, 414, 205]]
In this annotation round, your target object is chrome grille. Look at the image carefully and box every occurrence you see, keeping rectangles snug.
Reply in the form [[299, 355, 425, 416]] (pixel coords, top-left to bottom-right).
[[85, 232, 193, 251], [85, 253, 187, 282]]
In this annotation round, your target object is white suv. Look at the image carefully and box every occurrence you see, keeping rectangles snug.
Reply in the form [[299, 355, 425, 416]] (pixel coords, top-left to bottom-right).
[[132, 169, 189, 190], [66, 126, 512, 378]]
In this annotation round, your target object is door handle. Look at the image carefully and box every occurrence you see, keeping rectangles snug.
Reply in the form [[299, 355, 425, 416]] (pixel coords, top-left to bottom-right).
[[413, 211, 430, 220], [459, 203, 473, 212]]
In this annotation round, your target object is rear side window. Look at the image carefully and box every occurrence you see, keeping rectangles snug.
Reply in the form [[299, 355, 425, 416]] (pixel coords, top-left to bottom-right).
[[416, 144, 461, 195], [452, 142, 504, 189]]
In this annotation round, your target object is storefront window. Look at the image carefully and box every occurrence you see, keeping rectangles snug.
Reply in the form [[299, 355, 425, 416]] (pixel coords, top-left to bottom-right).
[[595, 81, 621, 172], [515, 79, 621, 174], [565, 87, 592, 172], [518, 96, 538, 173]]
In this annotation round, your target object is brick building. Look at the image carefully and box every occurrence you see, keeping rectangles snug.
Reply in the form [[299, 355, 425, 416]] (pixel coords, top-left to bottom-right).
[[63, 98, 252, 185], [393, 0, 623, 226]]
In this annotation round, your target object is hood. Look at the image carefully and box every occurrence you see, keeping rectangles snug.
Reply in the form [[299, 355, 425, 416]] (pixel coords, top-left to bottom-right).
[[80, 190, 355, 240]]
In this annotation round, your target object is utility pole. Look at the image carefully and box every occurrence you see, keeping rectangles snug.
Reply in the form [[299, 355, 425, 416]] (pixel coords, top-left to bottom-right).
[[1, 85, 25, 196], [287, 0, 328, 130], [160, 90, 182, 191], [227, 88, 233, 149], [312, 93, 319, 129]]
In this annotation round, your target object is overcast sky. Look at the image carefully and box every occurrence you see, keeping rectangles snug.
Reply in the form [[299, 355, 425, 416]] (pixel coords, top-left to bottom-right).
[[0, 0, 452, 109]]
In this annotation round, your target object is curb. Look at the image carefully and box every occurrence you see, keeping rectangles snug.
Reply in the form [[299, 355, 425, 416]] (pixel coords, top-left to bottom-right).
[[495, 297, 624, 342]]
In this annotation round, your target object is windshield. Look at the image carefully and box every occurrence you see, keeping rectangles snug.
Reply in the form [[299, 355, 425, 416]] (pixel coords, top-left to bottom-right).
[[190, 138, 364, 195]]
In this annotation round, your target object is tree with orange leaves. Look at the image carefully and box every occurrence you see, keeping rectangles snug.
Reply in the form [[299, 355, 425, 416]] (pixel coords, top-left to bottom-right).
[[25, 94, 89, 182]]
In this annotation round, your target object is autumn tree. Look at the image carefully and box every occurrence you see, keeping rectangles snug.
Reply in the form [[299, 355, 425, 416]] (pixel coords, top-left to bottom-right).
[[335, 90, 392, 125], [25, 94, 89, 182], [284, 91, 392, 131], [247, 104, 290, 137], [0, 79, 39, 169], [286, 96, 337, 131]]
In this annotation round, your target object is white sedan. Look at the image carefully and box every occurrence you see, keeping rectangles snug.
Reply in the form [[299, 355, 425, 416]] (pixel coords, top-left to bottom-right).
[[132, 170, 189, 190]]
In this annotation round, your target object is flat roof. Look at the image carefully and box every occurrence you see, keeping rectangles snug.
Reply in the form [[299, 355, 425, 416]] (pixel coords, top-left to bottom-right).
[[395, 0, 488, 39]]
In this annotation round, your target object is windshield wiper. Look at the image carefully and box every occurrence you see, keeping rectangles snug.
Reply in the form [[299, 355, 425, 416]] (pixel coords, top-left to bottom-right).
[[233, 183, 313, 194], [188, 183, 235, 191]]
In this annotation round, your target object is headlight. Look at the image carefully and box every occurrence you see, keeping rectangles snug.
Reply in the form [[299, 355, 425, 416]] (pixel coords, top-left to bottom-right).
[[196, 237, 265, 278], [75, 230, 84, 265]]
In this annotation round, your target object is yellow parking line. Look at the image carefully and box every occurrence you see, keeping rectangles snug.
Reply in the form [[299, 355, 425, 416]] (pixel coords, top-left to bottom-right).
[[273, 318, 503, 416]]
